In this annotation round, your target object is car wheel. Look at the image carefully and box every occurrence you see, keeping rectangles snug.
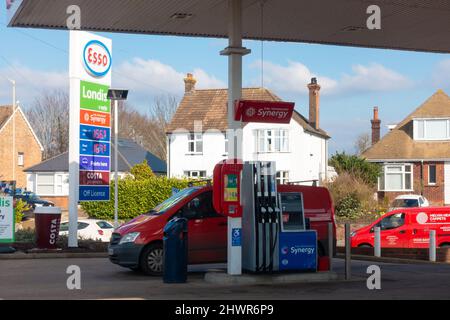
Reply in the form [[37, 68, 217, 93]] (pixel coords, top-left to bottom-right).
[[140, 243, 164, 276]]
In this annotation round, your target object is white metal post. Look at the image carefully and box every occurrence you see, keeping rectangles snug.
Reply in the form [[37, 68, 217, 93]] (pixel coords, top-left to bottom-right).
[[114, 100, 119, 228], [221, 0, 250, 276], [429, 229, 436, 262], [374, 227, 381, 257]]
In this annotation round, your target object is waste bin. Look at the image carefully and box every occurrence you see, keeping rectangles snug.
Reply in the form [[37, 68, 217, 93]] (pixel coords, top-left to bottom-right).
[[34, 207, 62, 250], [163, 217, 188, 283]]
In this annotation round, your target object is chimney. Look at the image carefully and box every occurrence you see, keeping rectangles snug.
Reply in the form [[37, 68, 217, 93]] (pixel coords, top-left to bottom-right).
[[307, 77, 321, 129], [371, 107, 381, 145], [184, 73, 197, 94]]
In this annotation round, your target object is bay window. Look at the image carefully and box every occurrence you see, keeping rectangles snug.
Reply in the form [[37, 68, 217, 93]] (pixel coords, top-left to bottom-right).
[[256, 129, 289, 153], [379, 164, 413, 191]]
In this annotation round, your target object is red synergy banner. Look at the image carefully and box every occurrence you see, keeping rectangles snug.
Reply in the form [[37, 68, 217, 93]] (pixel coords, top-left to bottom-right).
[[235, 100, 295, 124]]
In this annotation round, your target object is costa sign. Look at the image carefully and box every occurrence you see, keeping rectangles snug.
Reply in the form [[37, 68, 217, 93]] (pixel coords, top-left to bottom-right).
[[83, 40, 112, 78], [235, 100, 295, 124]]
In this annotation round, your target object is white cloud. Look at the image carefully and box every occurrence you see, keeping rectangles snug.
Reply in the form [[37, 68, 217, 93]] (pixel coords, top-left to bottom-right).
[[0, 65, 67, 107], [338, 63, 413, 94], [432, 59, 450, 89], [250, 60, 412, 97], [0, 59, 225, 107], [249, 60, 337, 95]]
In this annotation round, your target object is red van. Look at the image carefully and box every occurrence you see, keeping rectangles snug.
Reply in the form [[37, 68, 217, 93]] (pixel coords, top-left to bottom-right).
[[351, 207, 450, 249], [108, 184, 336, 275]]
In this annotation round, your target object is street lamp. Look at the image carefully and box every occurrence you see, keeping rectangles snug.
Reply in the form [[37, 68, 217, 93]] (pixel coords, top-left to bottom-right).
[[107, 89, 129, 228]]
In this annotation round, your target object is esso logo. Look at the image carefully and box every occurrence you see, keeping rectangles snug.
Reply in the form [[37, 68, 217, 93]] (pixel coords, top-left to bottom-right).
[[83, 40, 112, 78]]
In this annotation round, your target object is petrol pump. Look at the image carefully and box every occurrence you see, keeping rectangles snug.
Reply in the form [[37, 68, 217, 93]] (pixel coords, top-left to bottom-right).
[[213, 159, 318, 274]]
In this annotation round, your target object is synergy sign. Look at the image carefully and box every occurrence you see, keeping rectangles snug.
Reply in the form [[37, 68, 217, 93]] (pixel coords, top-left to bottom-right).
[[234, 100, 295, 124], [0, 196, 15, 243], [70, 31, 112, 202]]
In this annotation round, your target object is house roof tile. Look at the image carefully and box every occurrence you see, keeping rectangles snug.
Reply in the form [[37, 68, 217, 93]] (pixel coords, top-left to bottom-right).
[[167, 88, 329, 139]]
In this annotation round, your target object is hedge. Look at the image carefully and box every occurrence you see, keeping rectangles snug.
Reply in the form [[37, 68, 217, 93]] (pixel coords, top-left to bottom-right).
[[81, 176, 193, 220]]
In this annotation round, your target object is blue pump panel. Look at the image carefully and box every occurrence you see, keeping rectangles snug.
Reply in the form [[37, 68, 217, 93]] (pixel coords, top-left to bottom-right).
[[279, 230, 317, 271]]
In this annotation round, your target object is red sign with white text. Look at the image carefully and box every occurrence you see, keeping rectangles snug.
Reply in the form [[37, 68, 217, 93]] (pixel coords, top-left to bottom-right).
[[80, 109, 111, 127], [235, 100, 295, 124], [79, 170, 110, 186]]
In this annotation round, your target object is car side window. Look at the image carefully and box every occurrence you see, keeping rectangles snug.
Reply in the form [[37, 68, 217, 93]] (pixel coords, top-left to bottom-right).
[[180, 191, 220, 220], [381, 213, 405, 231], [97, 221, 113, 229], [78, 222, 90, 230]]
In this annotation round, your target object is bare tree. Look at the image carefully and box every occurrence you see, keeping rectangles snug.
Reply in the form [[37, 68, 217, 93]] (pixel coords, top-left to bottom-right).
[[354, 132, 371, 155], [26, 90, 69, 160], [118, 95, 178, 160]]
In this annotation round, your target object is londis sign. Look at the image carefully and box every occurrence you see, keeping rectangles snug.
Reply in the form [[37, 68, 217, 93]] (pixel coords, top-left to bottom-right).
[[234, 100, 295, 124], [83, 40, 112, 78]]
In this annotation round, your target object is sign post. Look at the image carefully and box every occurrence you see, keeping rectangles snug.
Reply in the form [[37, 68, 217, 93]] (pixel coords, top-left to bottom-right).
[[69, 31, 112, 247], [0, 196, 15, 244]]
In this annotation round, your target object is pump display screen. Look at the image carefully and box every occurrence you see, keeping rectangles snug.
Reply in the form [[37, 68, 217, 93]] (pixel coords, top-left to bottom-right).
[[280, 192, 305, 231]]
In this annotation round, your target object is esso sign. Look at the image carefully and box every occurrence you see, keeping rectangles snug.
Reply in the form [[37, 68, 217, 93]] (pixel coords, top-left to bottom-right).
[[83, 40, 112, 78]]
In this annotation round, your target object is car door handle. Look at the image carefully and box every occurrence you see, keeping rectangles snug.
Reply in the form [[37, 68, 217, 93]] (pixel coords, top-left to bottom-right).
[[412, 229, 418, 235], [399, 230, 406, 234]]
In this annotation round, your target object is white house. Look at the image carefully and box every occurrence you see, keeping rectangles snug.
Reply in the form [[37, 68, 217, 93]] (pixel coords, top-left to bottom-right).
[[166, 74, 331, 185]]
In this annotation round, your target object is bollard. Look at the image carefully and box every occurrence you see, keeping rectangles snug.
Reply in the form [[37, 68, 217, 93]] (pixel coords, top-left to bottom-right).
[[345, 223, 351, 280], [429, 230, 436, 262], [328, 222, 334, 271], [374, 227, 381, 257]]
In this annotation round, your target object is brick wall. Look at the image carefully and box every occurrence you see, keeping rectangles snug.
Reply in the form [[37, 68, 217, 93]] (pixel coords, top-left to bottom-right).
[[378, 161, 445, 206], [0, 109, 42, 188]]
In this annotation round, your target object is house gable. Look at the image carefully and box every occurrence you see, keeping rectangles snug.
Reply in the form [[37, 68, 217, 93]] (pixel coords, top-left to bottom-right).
[[363, 90, 450, 161]]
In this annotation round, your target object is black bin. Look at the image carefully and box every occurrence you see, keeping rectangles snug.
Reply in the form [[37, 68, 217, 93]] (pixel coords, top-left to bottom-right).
[[163, 217, 188, 283]]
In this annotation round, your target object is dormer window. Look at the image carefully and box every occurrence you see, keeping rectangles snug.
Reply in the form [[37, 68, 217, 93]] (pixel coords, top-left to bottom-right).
[[413, 118, 450, 141]]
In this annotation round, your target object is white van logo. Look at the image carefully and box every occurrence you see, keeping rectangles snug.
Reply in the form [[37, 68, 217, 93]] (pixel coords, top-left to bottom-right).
[[416, 212, 428, 225]]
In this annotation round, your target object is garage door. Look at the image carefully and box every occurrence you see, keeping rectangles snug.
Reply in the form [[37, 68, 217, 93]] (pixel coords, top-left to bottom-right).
[[445, 162, 450, 205]]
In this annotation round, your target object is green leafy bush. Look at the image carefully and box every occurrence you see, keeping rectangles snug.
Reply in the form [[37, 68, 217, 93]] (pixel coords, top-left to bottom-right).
[[129, 160, 155, 180], [81, 176, 193, 220], [335, 193, 362, 219], [14, 199, 31, 223], [329, 152, 381, 187]]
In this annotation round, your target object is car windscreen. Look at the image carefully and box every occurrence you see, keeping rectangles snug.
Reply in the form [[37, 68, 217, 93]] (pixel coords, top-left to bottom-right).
[[391, 199, 419, 208], [148, 188, 200, 215]]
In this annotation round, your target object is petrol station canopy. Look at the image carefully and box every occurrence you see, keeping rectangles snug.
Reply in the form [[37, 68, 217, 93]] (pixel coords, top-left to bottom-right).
[[8, 0, 450, 54]]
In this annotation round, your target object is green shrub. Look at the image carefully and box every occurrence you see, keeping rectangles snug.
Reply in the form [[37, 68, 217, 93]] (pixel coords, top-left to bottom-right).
[[14, 199, 31, 223], [325, 172, 378, 220], [129, 160, 155, 180], [329, 152, 381, 187], [335, 193, 362, 219], [81, 176, 193, 220]]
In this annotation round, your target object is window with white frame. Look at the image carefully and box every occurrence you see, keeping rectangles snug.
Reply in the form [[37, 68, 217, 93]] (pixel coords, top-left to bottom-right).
[[414, 119, 450, 140], [184, 171, 207, 179], [276, 171, 290, 184], [379, 164, 413, 191], [36, 174, 54, 195], [188, 133, 203, 154], [255, 129, 289, 153], [18, 152, 24, 167]]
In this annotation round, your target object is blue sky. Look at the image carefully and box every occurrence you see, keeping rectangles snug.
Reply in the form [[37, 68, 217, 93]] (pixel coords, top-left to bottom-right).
[[1, 11, 450, 154]]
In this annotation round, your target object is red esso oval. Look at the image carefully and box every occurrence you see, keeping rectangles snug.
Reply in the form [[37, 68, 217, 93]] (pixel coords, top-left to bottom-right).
[[83, 40, 112, 78]]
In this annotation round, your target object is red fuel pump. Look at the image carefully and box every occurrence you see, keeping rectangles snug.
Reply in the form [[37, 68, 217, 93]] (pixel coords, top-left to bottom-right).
[[213, 159, 243, 218]]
